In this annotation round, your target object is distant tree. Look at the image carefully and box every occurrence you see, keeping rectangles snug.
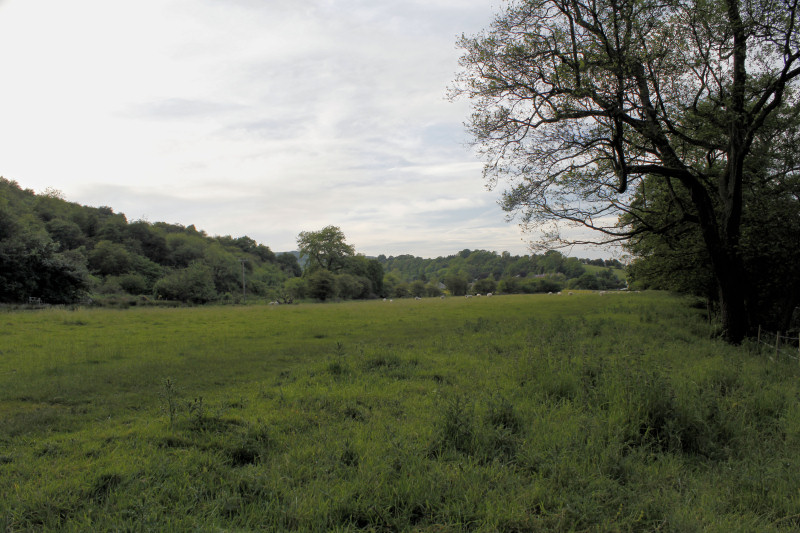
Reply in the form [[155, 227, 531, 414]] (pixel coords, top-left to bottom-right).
[[126, 221, 169, 263], [88, 241, 132, 277], [560, 257, 585, 279], [97, 214, 128, 243], [203, 243, 242, 294], [342, 255, 384, 297], [539, 251, 564, 274], [336, 273, 371, 300], [166, 233, 206, 267], [45, 219, 84, 251], [297, 226, 354, 272], [425, 282, 443, 298], [365, 259, 385, 297], [0, 229, 88, 303], [382, 272, 402, 298], [498, 277, 522, 294], [276, 253, 302, 277], [306, 269, 337, 301], [115, 273, 150, 295], [569, 273, 601, 291], [282, 277, 307, 302], [392, 282, 410, 299], [154, 263, 216, 303], [444, 270, 469, 296], [409, 280, 426, 298], [473, 278, 497, 294]]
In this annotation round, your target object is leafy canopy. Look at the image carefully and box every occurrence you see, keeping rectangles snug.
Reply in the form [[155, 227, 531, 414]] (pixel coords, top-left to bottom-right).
[[454, 0, 800, 341]]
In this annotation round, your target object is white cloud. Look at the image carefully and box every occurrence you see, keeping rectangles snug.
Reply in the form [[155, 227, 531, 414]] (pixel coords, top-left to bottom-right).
[[0, 0, 612, 259]]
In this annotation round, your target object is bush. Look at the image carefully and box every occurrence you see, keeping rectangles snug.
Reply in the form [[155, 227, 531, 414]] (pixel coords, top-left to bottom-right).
[[307, 270, 336, 301], [154, 263, 217, 303], [115, 273, 150, 295], [473, 278, 497, 294]]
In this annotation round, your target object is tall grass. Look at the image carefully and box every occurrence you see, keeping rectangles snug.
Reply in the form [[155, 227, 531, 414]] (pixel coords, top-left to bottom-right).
[[1, 292, 799, 531]]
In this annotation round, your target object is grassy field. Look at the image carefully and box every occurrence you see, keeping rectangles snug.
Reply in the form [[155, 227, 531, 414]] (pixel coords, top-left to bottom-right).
[[581, 264, 627, 283], [1, 292, 799, 531]]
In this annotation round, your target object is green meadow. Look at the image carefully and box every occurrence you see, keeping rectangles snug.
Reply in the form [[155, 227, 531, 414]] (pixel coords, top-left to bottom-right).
[[1, 292, 799, 531]]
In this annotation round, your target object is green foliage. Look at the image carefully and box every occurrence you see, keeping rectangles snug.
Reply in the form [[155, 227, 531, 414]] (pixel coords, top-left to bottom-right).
[[153, 263, 217, 303], [297, 225, 354, 272], [499, 275, 563, 294], [275, 252, 302, 277], [306, 269, 336, 301], [455, 0, 800, 342], [0, 183, 90, 304], [0, 177, 293, 305], [443, 270, 469, 296], [45, 218, 84, 251], [625, 152, 800, 332], [88, 240, 132, 276], [282, 277, 307, 302], [472, 277, 497, 294], [379, 249, 622, 296]]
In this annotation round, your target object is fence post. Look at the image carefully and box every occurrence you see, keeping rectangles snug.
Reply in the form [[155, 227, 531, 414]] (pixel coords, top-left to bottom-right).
[[757, 325, 762, 354]]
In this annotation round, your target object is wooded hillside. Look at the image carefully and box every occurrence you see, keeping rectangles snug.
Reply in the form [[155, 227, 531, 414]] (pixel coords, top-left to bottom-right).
[[0, 178, 626, 305]]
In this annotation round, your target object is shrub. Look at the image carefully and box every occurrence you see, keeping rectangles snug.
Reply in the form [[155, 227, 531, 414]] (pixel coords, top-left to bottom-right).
[[153, 263, 217, 303]]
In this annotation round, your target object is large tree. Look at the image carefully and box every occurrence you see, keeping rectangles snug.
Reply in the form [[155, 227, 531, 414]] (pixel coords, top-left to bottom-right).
[[454, 0, 800, 342], [297, 226, 355, 273]]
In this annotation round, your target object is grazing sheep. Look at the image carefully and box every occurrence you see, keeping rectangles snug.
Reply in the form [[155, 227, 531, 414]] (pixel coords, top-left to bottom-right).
[[440, 295, 445, 299], [415, 296, 422, 300], [486, 293, 492, 297]]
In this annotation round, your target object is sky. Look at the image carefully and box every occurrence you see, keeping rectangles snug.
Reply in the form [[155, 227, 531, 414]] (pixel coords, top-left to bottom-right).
[[0, 0, 613, 259]]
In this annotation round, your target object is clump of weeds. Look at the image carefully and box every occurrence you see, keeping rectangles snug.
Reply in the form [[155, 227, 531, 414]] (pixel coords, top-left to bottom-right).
[[159, 377, 181, 428]]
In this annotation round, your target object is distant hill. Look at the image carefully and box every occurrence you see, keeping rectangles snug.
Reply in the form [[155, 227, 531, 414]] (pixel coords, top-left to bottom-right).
[[0, 178, 300, 304]]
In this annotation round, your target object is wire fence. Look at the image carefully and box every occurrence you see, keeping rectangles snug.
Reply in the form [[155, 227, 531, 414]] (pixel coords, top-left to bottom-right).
[[756, 326, 800, 361]]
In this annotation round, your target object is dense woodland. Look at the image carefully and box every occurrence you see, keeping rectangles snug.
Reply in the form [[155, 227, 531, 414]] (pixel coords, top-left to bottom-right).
[[0, 178, 625, 307], [377, 250, 624, 297], [0, 178, 299, 305]]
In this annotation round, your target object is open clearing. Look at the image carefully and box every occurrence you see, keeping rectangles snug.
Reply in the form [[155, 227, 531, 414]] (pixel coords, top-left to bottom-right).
[[1, 292, 799, 531]]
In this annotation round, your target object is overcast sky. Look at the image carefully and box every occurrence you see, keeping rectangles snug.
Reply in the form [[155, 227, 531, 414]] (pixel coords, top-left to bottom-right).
[[0, 0, 612, 259]]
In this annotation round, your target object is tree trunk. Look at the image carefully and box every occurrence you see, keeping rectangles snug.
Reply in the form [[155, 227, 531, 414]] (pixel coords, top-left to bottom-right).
[[717, 272, 748, 343], [692, 182, 749, 343]]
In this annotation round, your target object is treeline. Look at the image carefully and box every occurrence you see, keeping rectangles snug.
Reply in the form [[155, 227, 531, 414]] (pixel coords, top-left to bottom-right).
[[0, 178, 626, 306], [376, 249, 625, 297], [0, 178, 300, 305]]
